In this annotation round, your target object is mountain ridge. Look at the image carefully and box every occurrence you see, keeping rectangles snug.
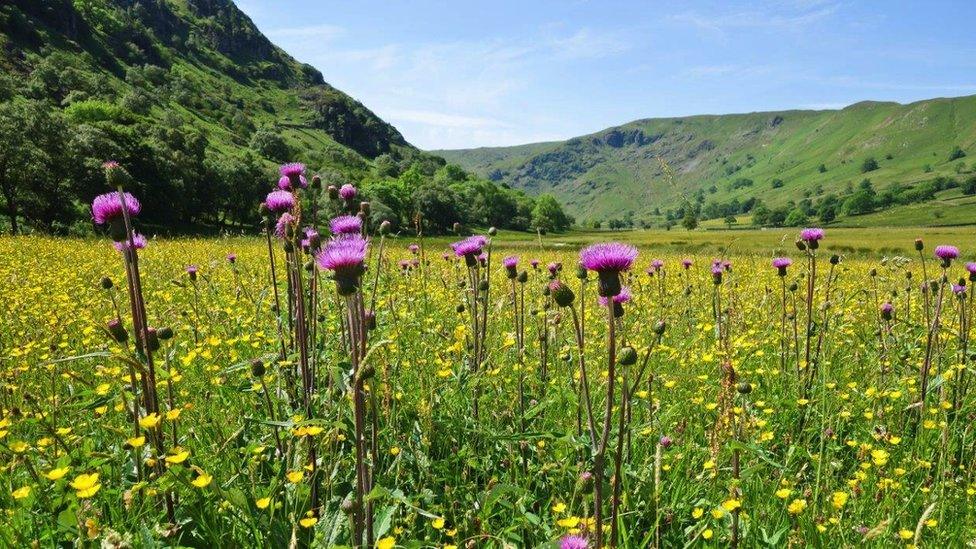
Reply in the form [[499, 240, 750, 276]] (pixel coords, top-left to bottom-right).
[[435, 94, 976, 227]]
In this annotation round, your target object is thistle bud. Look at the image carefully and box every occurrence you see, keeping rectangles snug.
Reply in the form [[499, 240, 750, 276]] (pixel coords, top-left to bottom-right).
[[453, 222, 462, 234], [359, 201, 370, 215], [736, 382, 752, 394], [869, 268, 877, 277], [107, 318, 128, 343], [914, 238, 924, 251], [548, 280, 575, 307], [379, 220, 391, 235], [488, 226, 497, 236], [575, 264, 588, 280], [653, 319, 666, 335], [100, 276, 114, 290], [310, 174, 321, 190], [830, 254, 840, 265], [618, 346, 638, 366], [258, 202, 271, 218], [517, 271, 528, 284], [157, 326, 174, 340], [250, 359, 266, 378], [795, 239, 806, 251], [341, 495, 358, 515], [456, 303, 465, 313]]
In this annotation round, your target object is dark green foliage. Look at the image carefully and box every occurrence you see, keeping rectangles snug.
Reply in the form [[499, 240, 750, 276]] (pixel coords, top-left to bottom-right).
[[861, 157, 879, 173], [948, 146, 967, 161]]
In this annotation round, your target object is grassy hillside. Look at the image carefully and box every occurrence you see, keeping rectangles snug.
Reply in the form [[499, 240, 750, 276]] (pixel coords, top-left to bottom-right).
[[436, 96, 976, 227], [0, 0, 433, 232]]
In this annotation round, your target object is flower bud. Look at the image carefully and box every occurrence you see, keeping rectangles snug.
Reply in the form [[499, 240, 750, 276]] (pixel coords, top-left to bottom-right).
[[310, 174, 321, 190], [914, 238, 924, 251], [327, 185, 339, 200], [618, 346, 638, 366], [100, 276, 114, 290], [107, 318, 128, 343], [548, 280, 575, 307], [517, 271, 528, 284], [250, 359, 266, 378], [830, 254, 840, 265], [157, 326, 174, 340], [736, 382, 752, 394], [795, 239, 806, 251], [488, 226, 497, 236], [359, 201, 370, 215], [653, 320, 666, 335], [379, 220, 391, 235]]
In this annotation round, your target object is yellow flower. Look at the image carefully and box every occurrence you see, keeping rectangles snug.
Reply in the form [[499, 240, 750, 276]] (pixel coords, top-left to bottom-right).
[[165, 449, 190, 465], [191, 472, 212, 488], [12, 485, 30, 499], [787, 498, 807, 515], [300, 516, 318, 528], [165, 409, 182, 420], [722, 499, 742, 512], [775, 488, 792, 499], [898, 529, 913, 540], [552, 502, 567, 513], [256, 497, 271, 509], [45, 466, 70, 480], [692, 507, 704, 519], [10, 441, 28, 453], [702, 529, 713, 540], [126, 436, 146, 448], [390, 446, 401, 456], [287, 470, 304, 483], [871, 449, 889, 467], [831, 491, 849, 509], [432, 517, 446, 530], [376, 536, 396, 549], [557, 516, 580, 528], [139, 413, 161, 429], [70, 473, 102, 498]]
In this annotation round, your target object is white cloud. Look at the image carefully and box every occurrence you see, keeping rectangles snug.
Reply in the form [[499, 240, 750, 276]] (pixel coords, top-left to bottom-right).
[[671, 3, 839, 33], [384, 110, 511, 130]]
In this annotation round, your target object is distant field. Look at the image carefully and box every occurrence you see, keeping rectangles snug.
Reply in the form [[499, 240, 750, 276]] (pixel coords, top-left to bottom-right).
[[483, 226, 976, 258]]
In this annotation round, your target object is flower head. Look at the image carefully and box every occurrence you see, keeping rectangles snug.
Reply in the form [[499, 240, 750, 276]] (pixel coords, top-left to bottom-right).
[[339, 184, 357, 200], [226, 253, 237, 263], [113, 232, 147, 252], [530, 259, 540, 269], [278, 163, 308, 190], [880, 302, 894, 320], [450, 235, 487, 265], [772, 257, 792, 269], [274, 213, 295, 239], [598, 286, 632, 307], [800, 228, 825, 242], [935, 245, 959, 261], [408, 244, 420, 254], [329, 215, 363, 236], [265, 190, 296, 214], [580, 242, 638, 272], [316, 235, 368, 295], [502, 255, 518, 269], [651, 259, 664, 271], [560, 535, 589, 549], [301, 227, 321, 250], [92, 192, 141, 225]]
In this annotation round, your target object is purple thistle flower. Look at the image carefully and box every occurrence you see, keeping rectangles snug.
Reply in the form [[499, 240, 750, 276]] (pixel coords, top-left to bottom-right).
[[112, 232, 147, 252], [651, 259, 664, 271], [398, 259, 411, 271], [410, 258, 420, 267], [442, 252, 451, 261], [581, 242, 637, 297], [279, 162, 305, 178], [329, 214, 363, 236], [301, 227, 321, 250], [934, 245, 959, 260], [580, 243, 638, 272], [966, 262, 976, 274], [279, 162, 307, 189], [772, 257, 792, 269], [226, 253, 237, 263], [682, 258, 693, 269], [408, 244, 420, 254], [502, 255, 518, 269], [339, 184, 357, 200], [186, 265, 198, 281], [800, 227, 825, 242], [547, 262, 562, 276], [598, 286, 632, 307], [560, 535, 589, 549], [450, 236, 487, 265], [265, 190, 295, 214], [274, 213, 295, 239], [92, 192, 141, 225], [530, 259, 540, 269], [316, 234, 368, 295], [659, 435, 673, 449], [953, 284, 967, 296], [477, 252, 487, 266]]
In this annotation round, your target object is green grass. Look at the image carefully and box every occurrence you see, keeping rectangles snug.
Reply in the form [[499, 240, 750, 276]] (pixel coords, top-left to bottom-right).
[[438, 96, 976, 226]]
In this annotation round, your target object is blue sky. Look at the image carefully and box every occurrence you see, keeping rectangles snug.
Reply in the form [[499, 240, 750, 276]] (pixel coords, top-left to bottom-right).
[[238, 0, 976, 150]]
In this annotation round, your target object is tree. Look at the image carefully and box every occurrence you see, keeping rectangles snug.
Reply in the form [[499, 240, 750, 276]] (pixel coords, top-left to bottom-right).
[[818, 163, 827, 173], [681, 203, 698, 230], [531, 194, 570, 232], [784, 208, 808, 227], [771, 178, 784, 188], [948, 146, 967, 162], [861, 157, 879, 173], [842, 190, 875, 215], [962, 175, 976, 196], [723, 215, 737, 228], [412, 183, 465, 234], [818, 203, 837, 223], [249, 129, 290, 162], [0, 99, 72, 233]]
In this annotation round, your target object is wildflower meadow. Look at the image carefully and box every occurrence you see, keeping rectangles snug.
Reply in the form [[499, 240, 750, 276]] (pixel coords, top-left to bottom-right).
[[4, 161, 976, 548]]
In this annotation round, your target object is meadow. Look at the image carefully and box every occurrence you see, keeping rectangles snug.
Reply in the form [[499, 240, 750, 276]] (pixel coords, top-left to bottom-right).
[[2, 172, 976, 547]]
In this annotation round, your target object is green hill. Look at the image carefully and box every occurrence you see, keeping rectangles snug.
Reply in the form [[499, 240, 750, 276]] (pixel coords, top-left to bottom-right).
[[435, 96, 976, 228], [0, 0, 426, 232]]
